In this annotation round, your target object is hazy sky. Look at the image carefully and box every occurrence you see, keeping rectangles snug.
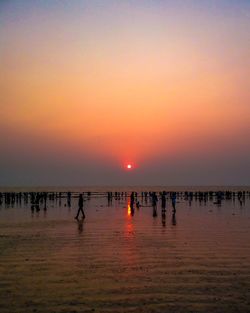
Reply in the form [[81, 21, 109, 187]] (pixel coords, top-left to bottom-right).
[[1, 0, 250, 186]]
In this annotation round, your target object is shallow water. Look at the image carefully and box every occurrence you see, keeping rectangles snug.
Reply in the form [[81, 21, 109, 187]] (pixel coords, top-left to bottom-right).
[[0, 192, 250, 313]]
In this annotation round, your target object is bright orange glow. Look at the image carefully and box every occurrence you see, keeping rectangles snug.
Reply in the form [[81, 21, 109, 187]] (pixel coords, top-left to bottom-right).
[[1, 1, 250, 178], [127, 203, 131, 216]]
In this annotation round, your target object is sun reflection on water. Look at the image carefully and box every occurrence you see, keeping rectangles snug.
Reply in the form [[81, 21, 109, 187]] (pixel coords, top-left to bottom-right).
[[127, 203, 131, 216]]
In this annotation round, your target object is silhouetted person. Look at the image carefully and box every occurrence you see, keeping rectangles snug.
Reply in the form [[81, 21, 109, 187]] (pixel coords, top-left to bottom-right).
[[130, 192, 135, 207], [152, 192, 158, 217], [189, 195, 192, 207], [130, 193, 135, 216], [67, 192, 71, 207], [152, 192, 158, 207], [161, 194, 166, 210], [107, 192, 113, 206], [75, 194, 85, 220], [171, 193, 176, 212], [43, 192, 47, 211]]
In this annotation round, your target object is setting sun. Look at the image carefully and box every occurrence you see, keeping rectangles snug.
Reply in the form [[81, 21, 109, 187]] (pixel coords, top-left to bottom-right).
[[124, 162, 137, 170]]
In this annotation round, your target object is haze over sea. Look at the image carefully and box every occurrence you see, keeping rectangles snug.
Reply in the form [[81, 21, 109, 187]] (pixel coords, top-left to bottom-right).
[[1, 0, 250, 186], [1, 185, 250, 193]]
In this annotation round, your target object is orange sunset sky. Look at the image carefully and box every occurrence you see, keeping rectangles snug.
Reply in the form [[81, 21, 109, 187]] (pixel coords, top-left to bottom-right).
[[0, 0, 250, 186]]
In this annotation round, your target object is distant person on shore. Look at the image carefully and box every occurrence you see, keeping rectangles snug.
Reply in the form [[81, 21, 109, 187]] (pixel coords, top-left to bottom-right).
[[152, 192, 158, 208], [67, 192, 71, 207], [130, 192, 135, 208], [75, 194, 85, 220], [171, 193, 176, 212], [161, 193, 166, 211], [130, 192, 135, 216], [152, 192, 158, 217]]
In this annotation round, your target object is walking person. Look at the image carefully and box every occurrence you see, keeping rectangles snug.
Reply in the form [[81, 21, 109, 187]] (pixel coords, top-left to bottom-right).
[[161, 193, 166, 211], [75, 194, 85, 219], [152, 192, 158, 217], [171, 192, 176, 213]]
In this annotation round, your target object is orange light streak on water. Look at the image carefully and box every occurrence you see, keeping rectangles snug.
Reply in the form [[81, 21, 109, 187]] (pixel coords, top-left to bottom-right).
[[127, 203, 131, 216]]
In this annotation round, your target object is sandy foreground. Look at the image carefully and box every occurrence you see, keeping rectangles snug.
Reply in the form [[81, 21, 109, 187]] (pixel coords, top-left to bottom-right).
[[0, 195, 250, 313]]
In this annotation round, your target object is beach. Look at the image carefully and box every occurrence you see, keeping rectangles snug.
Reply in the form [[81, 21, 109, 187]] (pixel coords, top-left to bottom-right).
[[0, 189, 250, 313]]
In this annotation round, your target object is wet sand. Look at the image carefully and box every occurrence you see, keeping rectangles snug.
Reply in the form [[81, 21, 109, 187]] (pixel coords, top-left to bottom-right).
[[0, 192, 250, 313]]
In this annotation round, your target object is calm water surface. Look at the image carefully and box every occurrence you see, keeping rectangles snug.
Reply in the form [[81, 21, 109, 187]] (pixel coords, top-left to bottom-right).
[[0, 189, 250, 313]]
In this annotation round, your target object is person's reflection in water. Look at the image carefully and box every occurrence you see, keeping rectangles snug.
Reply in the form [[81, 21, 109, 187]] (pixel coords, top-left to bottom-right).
[[31, 204, 35, 218], [131, 207, 135, 216], [172, 211, 177, 226], [77, 218, 84, 234], [161, 210, 166, 227], [131, 203, 135, 216], [153, 206, 157, 217]]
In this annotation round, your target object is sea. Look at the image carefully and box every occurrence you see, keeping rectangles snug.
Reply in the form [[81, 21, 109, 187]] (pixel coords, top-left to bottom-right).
[[0, 186, 250, 313]]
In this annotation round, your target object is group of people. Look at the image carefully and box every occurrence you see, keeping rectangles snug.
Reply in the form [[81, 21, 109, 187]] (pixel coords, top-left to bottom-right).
[[74, 191, 178, 220]]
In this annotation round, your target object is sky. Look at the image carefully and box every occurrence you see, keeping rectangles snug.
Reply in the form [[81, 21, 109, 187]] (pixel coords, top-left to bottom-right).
[[0, 0, 250, 186]]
